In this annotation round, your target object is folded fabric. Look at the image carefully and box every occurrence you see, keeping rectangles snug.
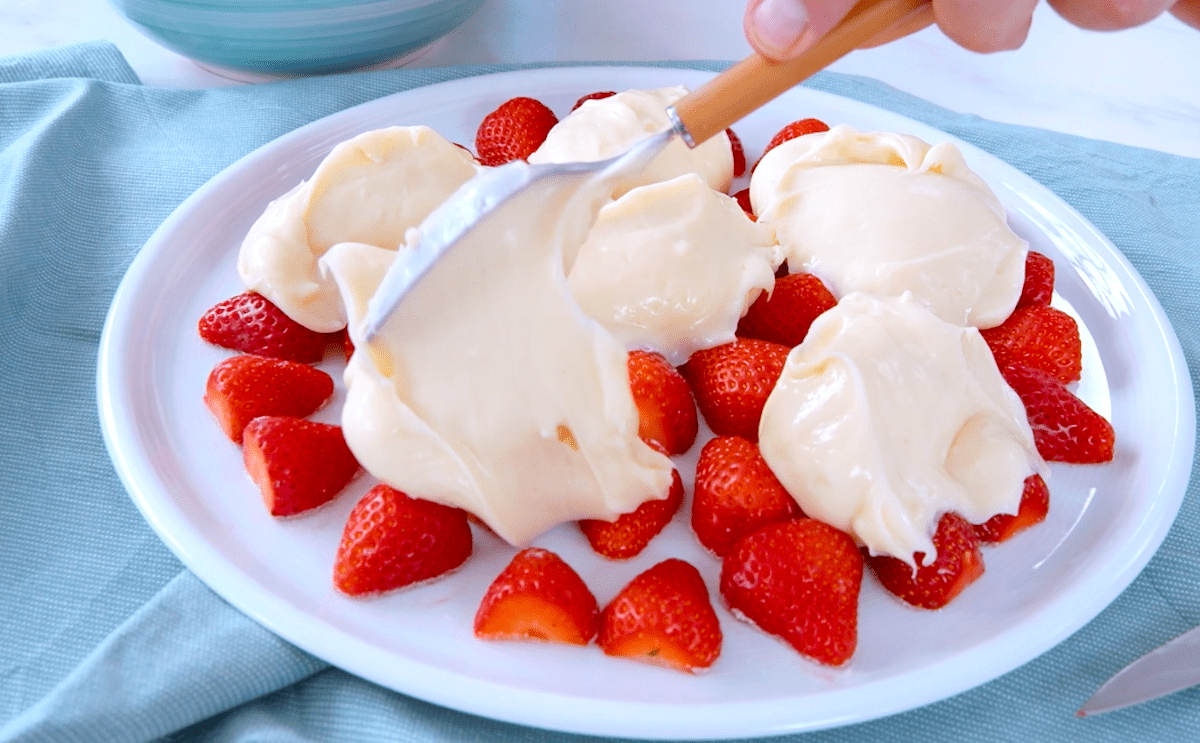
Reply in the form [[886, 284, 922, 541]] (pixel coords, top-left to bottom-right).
[[1, 41, 1198, 743]]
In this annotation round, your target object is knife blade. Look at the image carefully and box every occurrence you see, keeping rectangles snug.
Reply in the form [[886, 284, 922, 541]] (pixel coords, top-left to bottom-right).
[[1078, 625, 1200, 716]]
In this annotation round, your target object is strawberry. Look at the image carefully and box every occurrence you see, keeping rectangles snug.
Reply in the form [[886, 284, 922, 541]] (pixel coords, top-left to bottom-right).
[[579, 464, 684, 560], [692, 435, 802, 556], [973, 474, 1050, 544], [736, 272, 837, 348], [474, 548, 599, 645], [340, 328, 355, 360], [679, 338, 790, 441], [627, 350, 698, 455], [720, 518, 862, 666], [754, 117, 830, 171], [475, 97, 559, 167], [598, 558, 722, 672], [1017, 250, 1055, 308], [733, 187, 753, 216], [1000, 363, 1115, 463], [727, 128, 746, 178], [571, 90, 616, 111], [198, 292, 335, 363], [981, 304, 1081, 384], [204, 355, 334, 442], [865, 512, 985, 610], [333, 484, 472, 596], [242, 416, 360, 516]]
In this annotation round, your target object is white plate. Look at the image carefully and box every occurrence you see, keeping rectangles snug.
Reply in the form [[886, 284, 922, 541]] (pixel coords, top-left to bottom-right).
[[97, 67, 1195, 739]]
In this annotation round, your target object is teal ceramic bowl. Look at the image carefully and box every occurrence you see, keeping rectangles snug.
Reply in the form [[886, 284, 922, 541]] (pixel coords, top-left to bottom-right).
[[107, 0, 486, 78]]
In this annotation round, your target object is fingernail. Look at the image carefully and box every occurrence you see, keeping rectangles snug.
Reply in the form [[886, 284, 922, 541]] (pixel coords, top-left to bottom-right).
[[749, 0, 811, 59]]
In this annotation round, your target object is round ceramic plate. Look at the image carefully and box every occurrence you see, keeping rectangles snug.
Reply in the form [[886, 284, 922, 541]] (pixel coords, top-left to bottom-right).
[[97, 67, 1194, 740]]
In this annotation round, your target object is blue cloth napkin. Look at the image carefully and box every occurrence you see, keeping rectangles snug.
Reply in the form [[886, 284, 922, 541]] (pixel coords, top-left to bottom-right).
[[2, 41, 1198, 743]]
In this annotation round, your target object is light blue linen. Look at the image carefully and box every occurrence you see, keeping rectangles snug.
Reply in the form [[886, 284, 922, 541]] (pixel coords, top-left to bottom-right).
[[1, 41, 1198, 743]]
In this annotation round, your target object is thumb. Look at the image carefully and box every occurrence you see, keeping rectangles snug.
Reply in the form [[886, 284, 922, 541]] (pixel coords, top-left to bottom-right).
[[744, 0, 861, 60]]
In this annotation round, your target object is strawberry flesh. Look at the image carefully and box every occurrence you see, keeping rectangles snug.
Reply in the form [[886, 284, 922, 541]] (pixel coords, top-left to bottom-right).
[[1001, 363, 1115, 463], [204, 354, 333, 442], [475, 548, 599, 645], [736, 272, 837, 348], [865, 512, 985, 610], [679, 338, 790, 442], [599, 558, 722, 673], [475, 97, 559, 167], [727, 128, 746, 178], [334, 484, 472, 596], [198, 292, 335, 363], [571, 90, 616, 111], [692, 435, 802, 556], [627, 350, 698, 455], [1017, 250, 1055, 308], [720, 518, 862, 666], [242, 416, 360, 516], [973, 474, 1050, 543]]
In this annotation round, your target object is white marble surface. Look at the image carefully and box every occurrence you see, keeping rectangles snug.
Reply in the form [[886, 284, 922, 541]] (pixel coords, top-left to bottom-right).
[[1, 1, 1197, 158]]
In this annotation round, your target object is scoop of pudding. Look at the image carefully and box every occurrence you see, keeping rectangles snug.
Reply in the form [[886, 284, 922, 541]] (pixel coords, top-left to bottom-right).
[[751, 125, 1027, 329], [758, 292, 1045, 564]]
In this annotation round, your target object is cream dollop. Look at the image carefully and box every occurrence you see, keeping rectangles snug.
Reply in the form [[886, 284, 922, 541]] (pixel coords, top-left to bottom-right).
[[238, 125, 478, 332], [529, 86, 733, 194], [758, 292, 1045, 564], [320, 166, 674, 547], [751, 125, 1027, 329], [567, 174, 782, 365]]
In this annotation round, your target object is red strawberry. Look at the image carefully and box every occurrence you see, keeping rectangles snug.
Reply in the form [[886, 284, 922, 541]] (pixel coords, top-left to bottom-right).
[[627, 350, 698, 455], [727, 128, 746, 178], [242, 416, 360, 516], [754, 117, 830, 171], [598, 559, 722, 673], [736, 272, 837, 348], [198, 292, 335, 363], [340, 328, 355, 360], [973, 474, 1050, 544], [679, 338, 790, 441], [1018, 250, 1055, 308], [865, 512, 985, 610], [571, 90, 616, 111], [720, 519, 862, 666], [474, 548, 599, 645], [333, 484, 472, 596], [204, 355, 334, 442], [692, 435, 802, 556], [733, 187, 753, 216], [981, 304, 1082, 384], [580, 464, 684, 560], [475, 97, 559, 166], [1001, 363, 1115, 463]]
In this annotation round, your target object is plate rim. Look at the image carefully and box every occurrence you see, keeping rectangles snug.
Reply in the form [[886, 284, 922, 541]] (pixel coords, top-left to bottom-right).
[[96, 65, 1196, 739]]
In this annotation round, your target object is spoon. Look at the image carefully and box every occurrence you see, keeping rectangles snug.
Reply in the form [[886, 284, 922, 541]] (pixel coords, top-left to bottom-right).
[[362, 0, 929, 340]]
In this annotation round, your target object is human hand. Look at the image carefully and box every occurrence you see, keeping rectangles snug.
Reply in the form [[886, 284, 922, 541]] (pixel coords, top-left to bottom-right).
[[744, 0, 1200, 61]]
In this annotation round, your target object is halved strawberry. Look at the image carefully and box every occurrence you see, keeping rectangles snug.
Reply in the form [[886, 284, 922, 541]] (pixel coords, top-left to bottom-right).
[[204, 355, 334, 442], [242, 416, 360, 516], [865, 512, 985, 610], [474, 548, 599, 645], [692, 435, 802, 556], [973, 474, 1050, 544], [1017, 250, 1055, 308], [679, 338, 790, 441], [981, 304, 1081, 384], [733, 187, 753, 217], [727, 128, 746, 178], [571, 90, 616, 111], [475, 97, 559, 166], [627, 350, 698, 455], [579, 464, 684, 560], [720, 518, 862, 666], [1001, 363, 1115, 463], [333, 484, 472, 596], [598, 558, 722, 673], [340, 328, 355, 360], [753, 117, 830, 171], [736, 272, 837, 348], [198, 292, 335, 363]]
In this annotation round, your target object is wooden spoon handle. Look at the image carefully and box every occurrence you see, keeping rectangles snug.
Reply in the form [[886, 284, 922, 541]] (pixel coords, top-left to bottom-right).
[[671, 0, 929, 146]]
